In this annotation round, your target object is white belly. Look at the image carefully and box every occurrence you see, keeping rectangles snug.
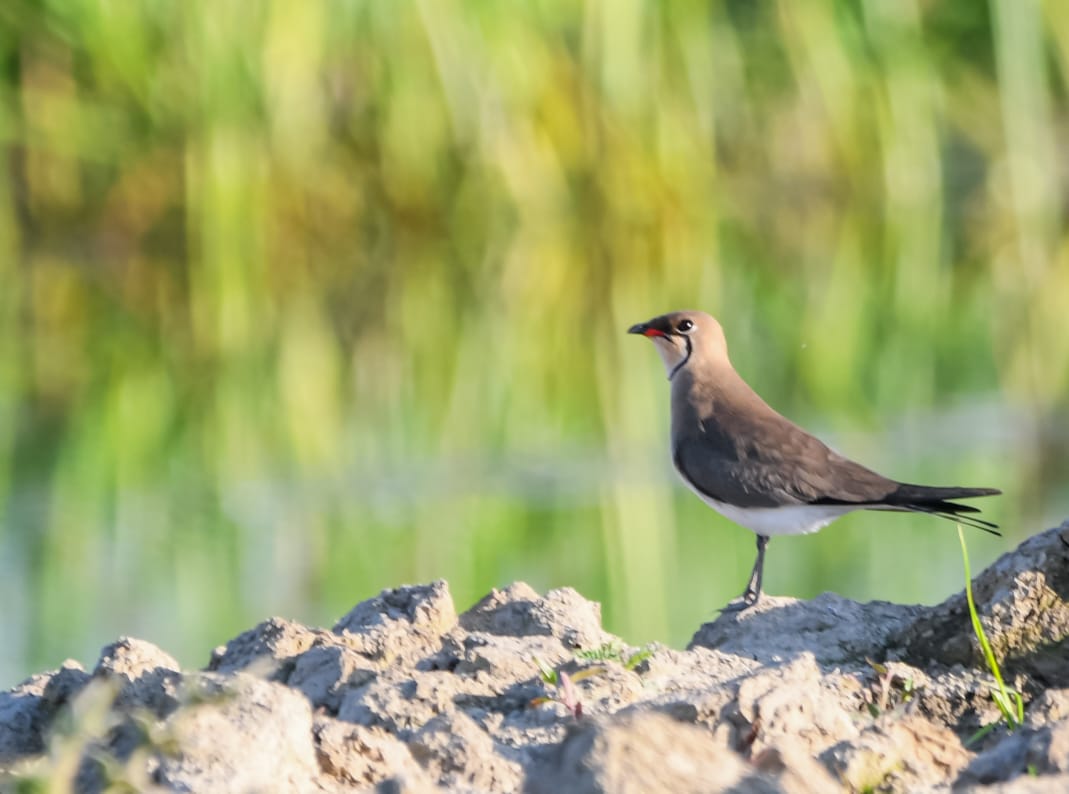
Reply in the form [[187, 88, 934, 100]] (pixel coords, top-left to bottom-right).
[[677, 477, 860, 537]]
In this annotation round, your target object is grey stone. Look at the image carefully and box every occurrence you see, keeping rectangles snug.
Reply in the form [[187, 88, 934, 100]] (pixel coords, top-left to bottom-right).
[[154, 672, 331, 793], [460, 583, 609, 650], [288, 644, 377, 713], [93, 637, 182, 717], [333, 580, 457, 663], [690, 592, 921, 667], [959, 717, 1069, 784], [528, 710, 787, 794], [820, 711, 969, 791], [408, 711, 523, 792], [208, 616, 325, 677], [0, 661, 89, 763], [313, 716, 430, 790], [894, 523, 1069, 677]]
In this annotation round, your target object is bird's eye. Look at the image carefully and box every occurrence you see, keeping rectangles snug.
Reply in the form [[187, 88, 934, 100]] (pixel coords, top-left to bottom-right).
[[677, 319, 694, 333]]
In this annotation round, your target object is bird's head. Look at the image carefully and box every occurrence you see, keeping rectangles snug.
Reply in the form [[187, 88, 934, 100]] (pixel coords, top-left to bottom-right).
[[627, 310, 728, 380]]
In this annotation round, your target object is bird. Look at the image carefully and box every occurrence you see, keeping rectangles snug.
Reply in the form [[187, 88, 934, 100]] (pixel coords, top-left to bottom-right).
[[628, 309, 1001, 609]]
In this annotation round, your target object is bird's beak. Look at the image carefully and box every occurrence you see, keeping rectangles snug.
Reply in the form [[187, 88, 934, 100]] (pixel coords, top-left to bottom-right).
[[628, 322, 666, 338]]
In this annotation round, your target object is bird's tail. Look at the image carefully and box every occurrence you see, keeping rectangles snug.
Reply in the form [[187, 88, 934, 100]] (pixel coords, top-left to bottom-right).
[[885, 484, 1002, 535]]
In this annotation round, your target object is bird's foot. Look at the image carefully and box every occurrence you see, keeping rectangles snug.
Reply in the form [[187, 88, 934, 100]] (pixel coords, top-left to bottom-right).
[[718, 588, 761, 614]]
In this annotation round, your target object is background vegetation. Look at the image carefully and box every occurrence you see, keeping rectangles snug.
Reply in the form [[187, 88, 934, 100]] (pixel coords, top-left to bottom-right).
[[2, 0, 1067, 687]]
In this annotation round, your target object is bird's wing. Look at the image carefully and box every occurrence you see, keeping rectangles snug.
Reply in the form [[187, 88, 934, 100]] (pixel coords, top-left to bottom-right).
[[672, 412, 898, 509]]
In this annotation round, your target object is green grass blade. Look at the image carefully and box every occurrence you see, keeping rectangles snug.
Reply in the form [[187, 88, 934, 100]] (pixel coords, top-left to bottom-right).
[[958, 525, 1023, 736]]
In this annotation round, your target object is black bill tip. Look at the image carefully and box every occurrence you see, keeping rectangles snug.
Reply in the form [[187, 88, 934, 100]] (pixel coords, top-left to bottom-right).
[[628, 321, 667, 338]]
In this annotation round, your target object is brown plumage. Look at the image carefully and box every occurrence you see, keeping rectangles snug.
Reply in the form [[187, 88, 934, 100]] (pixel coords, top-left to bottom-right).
[[629, 310, 1000, 608]]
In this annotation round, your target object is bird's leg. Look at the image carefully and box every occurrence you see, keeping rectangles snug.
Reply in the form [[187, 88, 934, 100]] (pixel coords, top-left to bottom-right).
[[741, 535, 769, 606], [721, 535, 769, 612]]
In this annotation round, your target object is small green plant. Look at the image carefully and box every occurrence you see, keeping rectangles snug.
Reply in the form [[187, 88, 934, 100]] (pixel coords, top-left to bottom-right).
[[531, 658, 607, 719], [958, 525, 1025, 745], [862, 659, 916, 717], [574, 641, 655, 671]]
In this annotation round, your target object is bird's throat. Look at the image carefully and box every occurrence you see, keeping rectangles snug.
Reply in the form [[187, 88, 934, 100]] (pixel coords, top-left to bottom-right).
[[667, 336, 692, 381]]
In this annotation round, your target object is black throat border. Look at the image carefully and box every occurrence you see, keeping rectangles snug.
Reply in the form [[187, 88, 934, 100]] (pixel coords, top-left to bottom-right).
[[667, 335, 692, 381]]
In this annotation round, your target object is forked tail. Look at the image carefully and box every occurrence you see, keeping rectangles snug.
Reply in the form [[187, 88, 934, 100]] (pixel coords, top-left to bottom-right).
[[887, 485, 1002, 535]]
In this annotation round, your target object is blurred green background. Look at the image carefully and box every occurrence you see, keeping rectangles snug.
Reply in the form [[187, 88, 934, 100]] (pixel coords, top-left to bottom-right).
[[2, 0, 1068, 688]]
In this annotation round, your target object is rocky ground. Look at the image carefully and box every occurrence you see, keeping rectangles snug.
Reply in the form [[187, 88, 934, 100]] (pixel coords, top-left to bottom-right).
[[1, 522, 1068, 793]]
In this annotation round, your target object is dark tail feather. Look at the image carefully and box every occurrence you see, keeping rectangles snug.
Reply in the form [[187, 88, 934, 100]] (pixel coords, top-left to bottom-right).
[[890, 484, 1002, 503], [887, 484, 1002, 536], [908, 504, 1002, 536]]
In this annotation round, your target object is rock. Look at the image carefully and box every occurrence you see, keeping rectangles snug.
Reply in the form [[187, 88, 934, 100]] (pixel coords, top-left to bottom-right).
[[732, 655, 860, 756], [408, 712, 523, 792], [749, 746, 842, 794], [460, 583, 610, 650], [977, 774, 1069, 793], [820, 711, 970, 791], [313, 717, 430, 789], [690, 593, 920, 667], [93, 637, 182, 716], [337, 670, 458, 737], [333, 580, 457, 663], [208, 616, 324, 677], [894, 525, 1069, 679], [2, 521, 1069, 792], [1027, 688, 1069, 727], [155, 673, 332, 793], [288, 644, 377, 713], [958, 718, 1069, 784], [94, 637, 180, 680], [528, 710, 786, 794], [0, 661, 89, 763]]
